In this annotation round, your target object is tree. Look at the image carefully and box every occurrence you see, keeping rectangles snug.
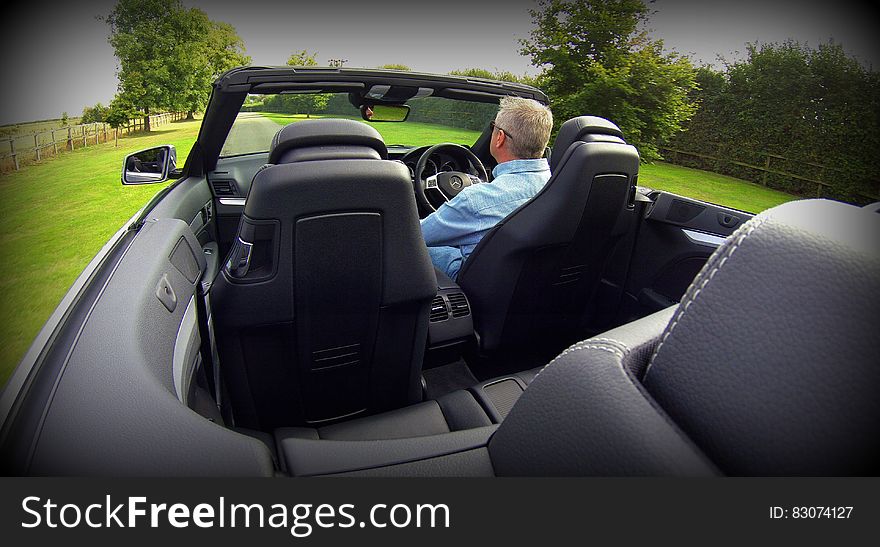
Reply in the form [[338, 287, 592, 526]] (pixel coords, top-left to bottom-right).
[[105, 96, 135, 147], [287, 50, 319, 66], [104, 0, 249, 130], [378, 63, 411, 71], [173, 14, 251, 119], [284, 51, 329, 117], [60, 112, 69, 127], [81, 103, 110, 124], [520, 0, 697, 160], [671, 41, 880, 202], [449, 68, 538, 87]]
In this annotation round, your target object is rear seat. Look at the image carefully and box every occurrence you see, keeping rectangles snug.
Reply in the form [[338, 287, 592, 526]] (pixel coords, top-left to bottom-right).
[[277, 389, 491, 442], [241, 367, 542, 469]]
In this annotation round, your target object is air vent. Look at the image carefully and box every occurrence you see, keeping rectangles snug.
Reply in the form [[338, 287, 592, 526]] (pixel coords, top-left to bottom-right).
[[447, 292, 470, 318], [211, 179, 236, 196], [429, 296, 449, 322]]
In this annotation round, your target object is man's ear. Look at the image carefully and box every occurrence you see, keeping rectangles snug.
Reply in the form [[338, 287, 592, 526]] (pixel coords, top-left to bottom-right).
[[494, 128, 506, 148]]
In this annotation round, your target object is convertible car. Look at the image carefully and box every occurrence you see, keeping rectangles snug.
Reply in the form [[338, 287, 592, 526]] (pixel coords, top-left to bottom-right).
[[1, 68, 877, 476]]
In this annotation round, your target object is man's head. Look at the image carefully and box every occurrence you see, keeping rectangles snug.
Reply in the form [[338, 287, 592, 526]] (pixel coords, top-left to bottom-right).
[[490, 96, 553, 163]]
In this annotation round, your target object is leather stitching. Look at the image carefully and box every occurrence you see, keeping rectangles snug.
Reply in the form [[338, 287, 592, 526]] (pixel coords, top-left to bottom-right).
[[618, 359, 721, 474], [643, 215, 771, 381], [531, 342, 626, 382], [532, 339, 719, 474], [603, 339, 720, 473]]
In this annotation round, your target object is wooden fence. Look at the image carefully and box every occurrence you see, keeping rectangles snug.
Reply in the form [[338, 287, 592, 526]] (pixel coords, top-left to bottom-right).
[[0, 112, 186, 174], [660, 147, 879, 202]]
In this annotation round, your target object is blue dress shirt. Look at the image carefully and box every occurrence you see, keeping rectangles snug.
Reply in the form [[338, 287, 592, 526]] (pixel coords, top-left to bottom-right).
[[420, 158, 551, 279]]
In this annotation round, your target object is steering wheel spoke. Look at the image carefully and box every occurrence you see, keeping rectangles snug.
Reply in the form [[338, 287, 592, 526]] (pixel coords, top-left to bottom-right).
[[413, 143, 488, 212], [425, 174, 453, 201]]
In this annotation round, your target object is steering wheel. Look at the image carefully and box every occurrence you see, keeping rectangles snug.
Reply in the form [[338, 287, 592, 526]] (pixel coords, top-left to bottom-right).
[[414, 143, 488, 212]]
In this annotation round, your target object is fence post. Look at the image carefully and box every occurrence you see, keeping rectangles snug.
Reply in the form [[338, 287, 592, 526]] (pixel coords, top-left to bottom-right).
[[52, 130, 59, 156], [762, 155, 770, 186], [34, 134, 40, 162], [82, 125, 87, 147], [10, 139, 19, 170], [67, 127, 73, 150]]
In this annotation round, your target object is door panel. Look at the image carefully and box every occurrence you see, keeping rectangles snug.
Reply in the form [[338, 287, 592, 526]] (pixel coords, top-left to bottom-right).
[[3, 218, 273, 476], [619, 191, 754, 322]]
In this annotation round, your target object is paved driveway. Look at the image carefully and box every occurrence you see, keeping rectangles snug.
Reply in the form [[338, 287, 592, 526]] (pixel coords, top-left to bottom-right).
[[219, 113, 283, 157]]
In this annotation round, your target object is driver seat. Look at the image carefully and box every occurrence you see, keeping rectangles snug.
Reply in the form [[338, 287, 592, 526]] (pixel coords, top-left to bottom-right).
[[457, 116, 639, 353], [211, 119, 437, 431]]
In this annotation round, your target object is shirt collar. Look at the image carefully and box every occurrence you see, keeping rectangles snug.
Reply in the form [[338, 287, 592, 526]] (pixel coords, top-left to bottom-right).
[[492, 158, 550, 178]]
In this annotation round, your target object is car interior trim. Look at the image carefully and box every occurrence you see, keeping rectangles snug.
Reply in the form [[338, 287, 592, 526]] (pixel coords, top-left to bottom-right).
[[172, 296, 201, 405], [218, 197, 246, 207], [681, 228, 726, 247]]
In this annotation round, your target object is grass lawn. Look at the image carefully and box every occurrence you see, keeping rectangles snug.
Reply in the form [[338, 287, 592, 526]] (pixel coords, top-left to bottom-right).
[[639, 161, 796, 213], [0, 118, 202, 387], [0, 114, 798, 388], [257, 113, 483, 147]]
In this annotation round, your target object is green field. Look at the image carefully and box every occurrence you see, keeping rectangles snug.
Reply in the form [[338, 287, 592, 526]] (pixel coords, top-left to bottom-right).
[[0, 115, 798, 387], [0, 118, 202, 388], [257, 113, 483, 147], [639, 162, 796, 213]]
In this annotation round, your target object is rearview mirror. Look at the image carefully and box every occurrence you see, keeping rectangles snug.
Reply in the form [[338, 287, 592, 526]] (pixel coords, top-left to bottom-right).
[[122, 145, 177, 185], [361, 104, 410, 122]]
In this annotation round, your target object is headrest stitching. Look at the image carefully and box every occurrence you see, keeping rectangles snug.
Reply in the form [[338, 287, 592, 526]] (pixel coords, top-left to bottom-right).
[[642, 214, 771, 382]]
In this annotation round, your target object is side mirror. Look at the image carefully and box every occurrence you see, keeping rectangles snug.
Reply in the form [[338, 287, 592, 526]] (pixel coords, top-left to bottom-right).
[[122, 145, 178, 185], [360, 104, 410, 122]]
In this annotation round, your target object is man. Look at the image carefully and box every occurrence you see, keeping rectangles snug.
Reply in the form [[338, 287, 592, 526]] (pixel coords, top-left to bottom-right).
[[421, 96, 553, 279]]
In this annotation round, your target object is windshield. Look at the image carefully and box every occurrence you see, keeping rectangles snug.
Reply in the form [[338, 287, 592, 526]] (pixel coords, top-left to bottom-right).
[[220, 93, 498, 157]]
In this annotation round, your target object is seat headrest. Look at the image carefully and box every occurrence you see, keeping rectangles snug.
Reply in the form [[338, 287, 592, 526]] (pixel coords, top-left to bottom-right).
[[268, 118, 388, 164], [642, 199, 880, 475], [550, 116, 625, 171]]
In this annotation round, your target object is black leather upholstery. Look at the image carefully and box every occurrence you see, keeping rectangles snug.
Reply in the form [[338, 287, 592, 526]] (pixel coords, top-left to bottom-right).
[[275, 389, 492, 442], [279, 426, 498, 477], [266, 199, 879, 477], [267, 118, 387, 163], [642, 199, 880, 475], [548, 115, 626, 171], [457, 116, 639, 352], [491, 199, 879, 476], [488, 307, 718, 476], [211, 119, 436, 430]]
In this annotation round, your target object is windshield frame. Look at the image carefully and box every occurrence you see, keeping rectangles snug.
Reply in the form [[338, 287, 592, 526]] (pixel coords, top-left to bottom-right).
[[220, 92, 501, 159], [189, 67, 548, 174]]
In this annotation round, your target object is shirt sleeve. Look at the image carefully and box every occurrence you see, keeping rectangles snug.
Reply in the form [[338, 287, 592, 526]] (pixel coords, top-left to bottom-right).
[[420, 192, 480, 247]]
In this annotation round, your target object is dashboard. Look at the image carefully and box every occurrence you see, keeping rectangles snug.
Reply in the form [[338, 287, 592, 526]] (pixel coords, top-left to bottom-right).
[[208, 144, 487, 206]]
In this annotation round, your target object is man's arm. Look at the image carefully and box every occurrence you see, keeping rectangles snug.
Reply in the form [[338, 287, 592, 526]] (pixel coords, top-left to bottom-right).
[[420, 193, 481, 247]]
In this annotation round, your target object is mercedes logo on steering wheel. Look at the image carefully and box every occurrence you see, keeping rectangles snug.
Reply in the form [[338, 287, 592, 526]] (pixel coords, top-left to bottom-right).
[[450, 175, 463, 189]]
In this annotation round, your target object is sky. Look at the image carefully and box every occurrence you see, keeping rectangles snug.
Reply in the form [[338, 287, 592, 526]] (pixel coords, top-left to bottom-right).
[[0, 0, 877, 126]]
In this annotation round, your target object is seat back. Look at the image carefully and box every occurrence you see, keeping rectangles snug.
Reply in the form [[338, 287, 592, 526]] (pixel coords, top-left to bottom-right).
[[457, 116, 639, 352], [211, 119, 436, 430], [489, 199, 880, 476]]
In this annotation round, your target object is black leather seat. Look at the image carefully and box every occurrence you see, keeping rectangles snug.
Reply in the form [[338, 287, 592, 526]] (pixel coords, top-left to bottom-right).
[[273, 199, 879, 476], [211, 119, 437, 431], [457, 116, 640, 352]]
